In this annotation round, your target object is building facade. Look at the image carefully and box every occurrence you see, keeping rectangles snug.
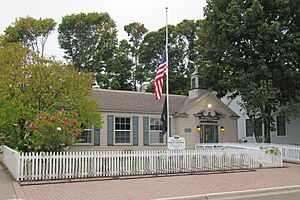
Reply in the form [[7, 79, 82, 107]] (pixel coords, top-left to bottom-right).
[[71, 68, 239, 150], [222, 95, 300, 145]]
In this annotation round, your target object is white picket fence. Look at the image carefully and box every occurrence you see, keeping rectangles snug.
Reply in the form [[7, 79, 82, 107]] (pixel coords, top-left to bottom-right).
[[2, 144, 284, 182], [195, 143, 300, 163], [230, 143, 300, 163], [194, 144, 283, 168]]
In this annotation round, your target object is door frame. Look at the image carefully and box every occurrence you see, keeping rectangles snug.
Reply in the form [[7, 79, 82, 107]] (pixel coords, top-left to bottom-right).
[[200, 124, 219, 143]]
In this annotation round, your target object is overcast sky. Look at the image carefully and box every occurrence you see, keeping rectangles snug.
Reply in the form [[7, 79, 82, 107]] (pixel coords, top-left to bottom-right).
[[0, 0, 207, 59]]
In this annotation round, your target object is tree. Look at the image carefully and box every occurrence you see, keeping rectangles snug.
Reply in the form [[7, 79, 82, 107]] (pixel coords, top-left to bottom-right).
[[2, 16, 56, 57], [107, 40, 133, 90], [0, 44, 102, 151], [58, 12, 118, 73], [139, 20, 202, 95], [202, 0, 300, 142], [175, 19, 202, 66], [124, 22, 148, 90]]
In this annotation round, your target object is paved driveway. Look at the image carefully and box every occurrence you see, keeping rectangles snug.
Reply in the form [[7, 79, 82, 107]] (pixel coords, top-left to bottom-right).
[[11, 163, 300, 200]]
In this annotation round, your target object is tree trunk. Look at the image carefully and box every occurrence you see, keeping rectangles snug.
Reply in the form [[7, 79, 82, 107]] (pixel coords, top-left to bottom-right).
[[264, 105, 272, 143]]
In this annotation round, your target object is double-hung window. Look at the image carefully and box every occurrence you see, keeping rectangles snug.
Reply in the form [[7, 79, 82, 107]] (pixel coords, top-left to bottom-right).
[[115, 117, 131, 144], [150, 118, 165, 144], [76, 129, 92, 144]]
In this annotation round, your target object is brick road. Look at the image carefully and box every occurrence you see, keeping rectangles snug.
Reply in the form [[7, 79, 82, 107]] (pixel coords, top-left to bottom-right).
[[12, 163, 300, 200]]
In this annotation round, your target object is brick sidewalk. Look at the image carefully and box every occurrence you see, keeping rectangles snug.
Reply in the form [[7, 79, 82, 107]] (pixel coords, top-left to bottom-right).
[[12, 163, 300, 200]]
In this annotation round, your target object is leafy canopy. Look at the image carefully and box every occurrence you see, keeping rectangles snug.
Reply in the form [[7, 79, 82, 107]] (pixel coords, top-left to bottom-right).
[[124, 22, 148, 90], [140, 20, 203, 95], [0, 44, 102, 151], [3, 16, 56, 57], [58, 12, 118, 72], [202, 0, 300, 142]]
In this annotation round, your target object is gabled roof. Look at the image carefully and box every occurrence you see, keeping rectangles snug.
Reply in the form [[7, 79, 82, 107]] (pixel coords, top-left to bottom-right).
[[176, 90, 208, 114], [175, 91, 239, 118], [92, 89, 187, 114]]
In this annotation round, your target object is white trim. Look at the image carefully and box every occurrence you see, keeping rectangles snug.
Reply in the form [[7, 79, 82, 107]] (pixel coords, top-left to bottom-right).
[[179, 92, 239, 118], [113, 116, 132, 145]]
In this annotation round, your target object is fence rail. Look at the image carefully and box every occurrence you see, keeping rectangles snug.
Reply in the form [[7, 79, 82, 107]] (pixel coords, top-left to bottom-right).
[[194, 144, 283, 168], [234, 143, 300, 163], [196, 143, 300, 163], [2, 144, 283, 182], [18, 150, 259, 181]]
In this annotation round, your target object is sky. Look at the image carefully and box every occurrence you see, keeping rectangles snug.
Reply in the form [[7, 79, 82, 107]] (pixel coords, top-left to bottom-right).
[[0, 0, 207, 59]]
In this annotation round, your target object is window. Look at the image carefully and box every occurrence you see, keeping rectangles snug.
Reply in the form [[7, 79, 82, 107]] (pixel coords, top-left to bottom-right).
[[199, 77, 205, 89], [245, 118, 262, 137], [150, 118, 165, 144], [191, 78, 196, 89], [254, 118, 263, 137], [115, 117, 131, 144], [276, 116, 286, 136], [245, 119, 253, 137], [76, 129, 92, 143]]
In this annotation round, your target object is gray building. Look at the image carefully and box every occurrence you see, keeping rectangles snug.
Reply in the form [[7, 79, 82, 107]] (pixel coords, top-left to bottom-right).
[[71, 68, 239, 150]]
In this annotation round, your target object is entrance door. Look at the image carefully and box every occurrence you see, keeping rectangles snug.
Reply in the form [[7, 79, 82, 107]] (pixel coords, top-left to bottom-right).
[[200, 125, 218, 143]]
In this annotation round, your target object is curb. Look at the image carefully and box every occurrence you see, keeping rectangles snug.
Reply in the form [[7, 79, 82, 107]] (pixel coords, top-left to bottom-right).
[[153, 185, 300, 200]]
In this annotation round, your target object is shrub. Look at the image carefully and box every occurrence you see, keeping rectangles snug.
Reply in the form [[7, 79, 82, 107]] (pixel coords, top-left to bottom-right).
[[24, 108, 82, 152]]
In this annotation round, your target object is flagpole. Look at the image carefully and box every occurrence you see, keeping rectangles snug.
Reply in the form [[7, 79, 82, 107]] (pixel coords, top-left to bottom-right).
[[165, 7, 170, 143]]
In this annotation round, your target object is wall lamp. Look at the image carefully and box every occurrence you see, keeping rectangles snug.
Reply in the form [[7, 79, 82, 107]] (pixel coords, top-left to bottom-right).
[[220, 126, 225, 132]]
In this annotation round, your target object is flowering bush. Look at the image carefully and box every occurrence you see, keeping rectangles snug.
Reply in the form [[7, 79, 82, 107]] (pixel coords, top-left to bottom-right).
[[25, 108, 82, 152]]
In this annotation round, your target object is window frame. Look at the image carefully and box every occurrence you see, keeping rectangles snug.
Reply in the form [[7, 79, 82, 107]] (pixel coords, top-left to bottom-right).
[[149, 118, 166, 145], [245, 118, 263, 138], [245, 119, 253, 137], [114, 116, 132, 145], [276, 116, 287, 137], [75, 128, 93, 145]]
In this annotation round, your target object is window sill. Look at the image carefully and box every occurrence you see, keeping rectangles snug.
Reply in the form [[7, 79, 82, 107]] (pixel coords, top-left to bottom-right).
[[114, 143, 132, 146], [149, 143, 167, 146], [74, 143, 93, 146]]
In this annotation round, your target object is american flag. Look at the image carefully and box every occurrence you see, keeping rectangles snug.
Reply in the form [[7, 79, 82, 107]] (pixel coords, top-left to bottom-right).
[[154, 53, 167, 100]]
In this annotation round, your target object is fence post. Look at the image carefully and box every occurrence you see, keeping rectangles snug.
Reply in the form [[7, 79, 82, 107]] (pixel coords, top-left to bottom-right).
[[16, 151, 20, 181]]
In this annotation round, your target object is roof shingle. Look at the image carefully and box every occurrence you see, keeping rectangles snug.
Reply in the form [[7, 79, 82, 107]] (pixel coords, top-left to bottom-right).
[[92, 89, 187, 114]]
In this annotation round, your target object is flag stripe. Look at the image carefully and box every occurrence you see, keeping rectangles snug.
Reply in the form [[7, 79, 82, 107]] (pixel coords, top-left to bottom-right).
[[154, 54, 167, 100]]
